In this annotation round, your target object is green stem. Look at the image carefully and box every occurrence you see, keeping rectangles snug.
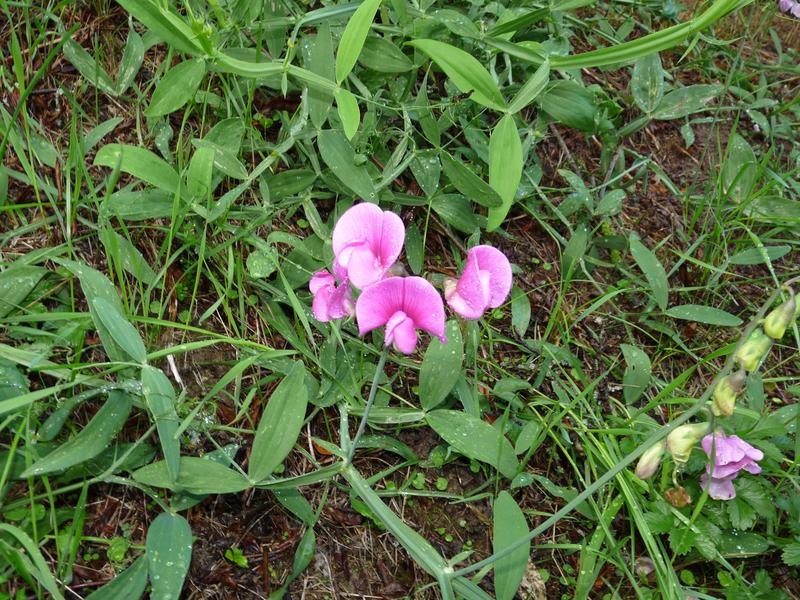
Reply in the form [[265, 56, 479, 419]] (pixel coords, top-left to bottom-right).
[[347, 346, 390, 463]]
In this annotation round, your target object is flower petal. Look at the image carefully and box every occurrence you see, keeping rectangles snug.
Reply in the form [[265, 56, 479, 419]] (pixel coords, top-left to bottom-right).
[[447, 251, 490, 319], [345, 243, 386, 289], [471, 245, 513, 308], [377, 209, 405, 269], [400, 276, 446, 342], [332, 203, 385, 256], [356, 277, 405, 336], [385, 311, 417, 354], [701, 474, 737, 500], [309, 270, 335, 295]]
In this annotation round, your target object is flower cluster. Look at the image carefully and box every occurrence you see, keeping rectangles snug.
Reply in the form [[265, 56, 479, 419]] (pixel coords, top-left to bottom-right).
[[309, 203, 512, 354]]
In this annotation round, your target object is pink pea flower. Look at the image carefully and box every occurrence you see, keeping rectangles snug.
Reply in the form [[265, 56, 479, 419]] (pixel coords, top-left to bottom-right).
[[444, 245, 512, 320], [700, 432, 764, 500], [309, 268, 354, 322], [332, 203, 405, 289], [779, 0, 800, 17], [356, 276, 446, 354]]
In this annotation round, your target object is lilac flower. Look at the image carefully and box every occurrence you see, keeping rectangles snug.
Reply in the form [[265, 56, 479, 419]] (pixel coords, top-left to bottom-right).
[[309, 268, 354, 322], [332, 203, 405, 289], [444, 245, 512, 320], [779, 0, 800, 18], [701, 432, 764, 500], [356, 276, 446, 354]]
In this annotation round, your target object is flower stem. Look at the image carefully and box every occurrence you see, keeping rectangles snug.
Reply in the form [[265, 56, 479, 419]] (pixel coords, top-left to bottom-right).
[[347, 346, 390, 463]]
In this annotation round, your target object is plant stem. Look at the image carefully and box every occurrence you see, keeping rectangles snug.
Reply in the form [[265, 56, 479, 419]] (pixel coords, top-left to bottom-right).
[[346, 346, 390, 463]]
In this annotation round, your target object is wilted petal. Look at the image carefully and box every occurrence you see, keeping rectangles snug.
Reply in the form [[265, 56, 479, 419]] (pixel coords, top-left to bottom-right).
[[310, 270, 353, 322], [701, 474, 737, 500]]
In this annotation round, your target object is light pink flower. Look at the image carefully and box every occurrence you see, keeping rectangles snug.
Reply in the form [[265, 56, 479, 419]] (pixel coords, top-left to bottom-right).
[[700, 432, 763, 500], [444, 245, 512, 320], [356, 276, 446, 354], [332, 203, 405, 289], [309, 269, 354, 322], [779, 0, 800, 17]]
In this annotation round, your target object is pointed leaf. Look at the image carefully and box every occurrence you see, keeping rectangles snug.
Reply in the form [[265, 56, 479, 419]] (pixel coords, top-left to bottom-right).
[[317, 129, 376, 201], [493, 491, 529, 600], [335, 0, 382, 83], [335, 87, 360, 140], [629, 236, 669, 310], [94, 144, 179, 193], [86, 555, 148, 600], [487, 113, 522, 230], [419, 320, 463, 411], [146, 513, 192, 600], [146, 59, 205, 117], [141, 366, 181, 482]]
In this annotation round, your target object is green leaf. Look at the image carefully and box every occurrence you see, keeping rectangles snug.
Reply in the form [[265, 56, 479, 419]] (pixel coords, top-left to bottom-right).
[[620, 344, 651, 404], [664, 304, 742, 326], [594, 189, 625, 217], [508, 61, 550, 114], [511, 287, 531, 337], [493, 491, 529, 600], [266, 169, 317, 200], [133, 456, 250, 493], [21, 391, 132, 477], [63, 40, 116, 96], [408, 39, 506, 111], [317, 129, 376, 201], [652, 84, 722, 120], [562, 223, 589, 278], [117, 0, 204, 56], [782, 543, 800, 566], [631, 53, 664, 113], [0, 265, 46, 318], [728, 245, 791, 265], [94, 144, 180, 194], [537, 80, 598, 132], [335, 0, 382, 83], [487, 113, 523, 231], [146, 513, 192, 600], [358, 36, 413, 72], [419, 320, 463, 411], [185, 146, 214, 200], [426, 409, 518, 478], [146, 59, 205, 117], [0, 524, 65, 600], [248, 362, 309, 482], [141, 366, 181, 483], [335, 87, 360, 140], [86, 555, 148, 600], [440, 152, 502, 208], [92, 297, 147, 364], [115, 31, 145, 95], [629, 236, 669, 310], [722, 132, 757, 203], [304, 24, 335, 129]]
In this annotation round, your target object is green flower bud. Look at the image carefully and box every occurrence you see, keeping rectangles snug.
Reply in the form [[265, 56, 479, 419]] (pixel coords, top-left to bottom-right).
[[666, 423, 709, 468], [635, 439, 667, 480], [734, 329, 772, 372], [763, 291, 796, 340], [711, 369, 746, 417]]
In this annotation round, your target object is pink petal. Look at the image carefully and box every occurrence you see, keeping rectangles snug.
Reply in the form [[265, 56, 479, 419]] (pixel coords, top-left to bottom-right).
[[310, 270, 353, 322], [400, 277, 446, 342], [447, 252, 490, 320], [344, 243, 386, 289], [377, 210, 405, 269], [470, 245, 512, 308], [701, 474, 737, 500], [309, 270, 335, 295], [356, 277, 405, 336], [385, 311, 418, 354]]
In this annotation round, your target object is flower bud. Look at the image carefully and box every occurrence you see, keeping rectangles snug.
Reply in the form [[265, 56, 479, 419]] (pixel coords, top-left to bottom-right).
[[667, 423, 709, 468], [635, 439, 666, 479], [711, 369, 746, 417], [734, 329, 772, 372], [763, 291, 796, 339]]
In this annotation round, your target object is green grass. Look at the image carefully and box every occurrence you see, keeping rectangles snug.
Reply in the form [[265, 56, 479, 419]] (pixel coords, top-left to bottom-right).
[[1, 0, 799, 598]]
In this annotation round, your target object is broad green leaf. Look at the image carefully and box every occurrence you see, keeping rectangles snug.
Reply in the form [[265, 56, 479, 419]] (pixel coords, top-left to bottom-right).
[[629, 236, 669, 310], [146, 513, 192, 600], [514, 420, 542, 455], [414, 74, 440, 147], [0, 265, 46, 318], [620, 344, 651, 404], [304, 24, 335, 129], [538, 80, 598, 131], [408, 39, 506, 111], [63, 40, 116, 96], [186, 146, 215, 200], [664, 304, 742, 326], [728, 245, 791, 266], [21, 391, 132, 477], [409, 150, 441, 197], [86, 555, 148, 600], [431, 194, 484, 234], [266, 169, 317, 200], [419, 320, 463, 411], [359, 36, 413, 72], [248, 362, 309, 482], [493, 491, 529, 600], [631, 53, 664, 113], [335, 0, 382, 83], [562, 223, 589, 278], [722, 133, 757, 203], [405, 223, 423, 274], [117, 0, 204, 56], [652, 84, 722, 120], [440, 152, 502, 208], [0, 362, 28, 402], [511, 287, 531, 337], [0, 524, 65, 600], [115, 31, 145, 95], [594, 189, 625, 217], [487, 113, 522, 230], [105, 190, 174, 220], [317, 129, 376, 201], [94, 144, 179, 193], [133, 456, 250, 493], [92, 298, 147, 364], [146, 58, 205, 117], [335, 87, 360, 140], [191, 139, 248, 180], [141, 366, 181, 482], [101, 229, 157, 286], [508, 61, 550, 114], [426, 409, 518, 478]]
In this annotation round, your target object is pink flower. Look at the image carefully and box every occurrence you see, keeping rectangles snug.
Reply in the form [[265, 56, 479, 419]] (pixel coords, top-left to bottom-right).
[[356, 276, 446, 354], [309, 269, 354, 322], [700, 432, 764, 500], [444, 245, 512, 320], [779, 0, 800, 17], [332, 203, 405, 289]]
